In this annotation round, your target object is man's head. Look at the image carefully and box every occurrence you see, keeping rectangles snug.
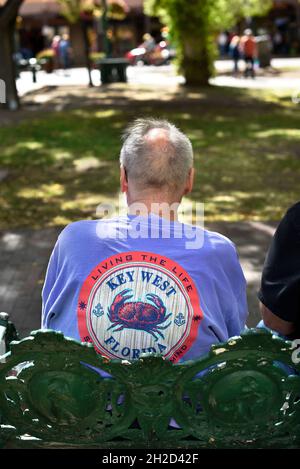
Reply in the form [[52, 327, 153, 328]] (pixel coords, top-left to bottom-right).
[[120, 118, 194, 206]]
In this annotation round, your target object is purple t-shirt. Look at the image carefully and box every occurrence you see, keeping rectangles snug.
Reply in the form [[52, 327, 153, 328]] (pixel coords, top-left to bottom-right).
[[42, 214, 248, 363]]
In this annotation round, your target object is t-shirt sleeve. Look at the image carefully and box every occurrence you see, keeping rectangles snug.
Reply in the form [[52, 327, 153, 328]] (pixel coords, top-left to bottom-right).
[[225, 243, 248, 337], [258, 203, 300, 323], [41, 240, 60, 328]]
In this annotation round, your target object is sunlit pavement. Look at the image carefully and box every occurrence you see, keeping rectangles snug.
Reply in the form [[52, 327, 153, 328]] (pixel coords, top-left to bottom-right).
[[17, 57, 300, 97]]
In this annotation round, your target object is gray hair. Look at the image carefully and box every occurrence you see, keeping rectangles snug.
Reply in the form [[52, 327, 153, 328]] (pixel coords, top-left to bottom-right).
[[120, 118, 193, 192]]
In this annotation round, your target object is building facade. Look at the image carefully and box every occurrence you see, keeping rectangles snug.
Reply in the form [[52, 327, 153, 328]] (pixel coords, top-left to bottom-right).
[[16, 0, 300, 63]]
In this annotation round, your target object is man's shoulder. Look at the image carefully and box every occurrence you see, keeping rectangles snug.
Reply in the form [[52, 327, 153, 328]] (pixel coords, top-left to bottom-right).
[[59, 219, 95, 233], [57, 217, 128, 242], [57, 219, 99, 243], [187, 225, 237, 263], [202, 227, 235, 251], [275, 201, 300, 237], [57, 218, 237, 255], [286, 201, 300, 229]]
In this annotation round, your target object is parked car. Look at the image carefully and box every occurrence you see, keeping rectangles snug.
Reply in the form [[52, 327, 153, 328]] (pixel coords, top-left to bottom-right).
[[126, 40, 176, 66]]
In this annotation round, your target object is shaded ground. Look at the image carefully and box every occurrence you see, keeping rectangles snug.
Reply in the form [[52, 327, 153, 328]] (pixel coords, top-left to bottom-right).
[[0, 221, 277, 339]]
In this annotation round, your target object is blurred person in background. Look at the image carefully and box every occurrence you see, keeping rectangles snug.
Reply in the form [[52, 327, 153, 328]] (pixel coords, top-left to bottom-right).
[[217, 31, 228, 57], [229, 34, 241, 76], [51, 35, 61, 69], [58, 34, 71, 71], [240, 29, 257, 78]]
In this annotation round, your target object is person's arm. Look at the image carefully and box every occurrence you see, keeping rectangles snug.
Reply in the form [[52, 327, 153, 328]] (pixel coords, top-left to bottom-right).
[[259, 302, 295, 336], [222, 241, 248, 337], [239, 37, 245, 53], [258, 202, 300, 336]]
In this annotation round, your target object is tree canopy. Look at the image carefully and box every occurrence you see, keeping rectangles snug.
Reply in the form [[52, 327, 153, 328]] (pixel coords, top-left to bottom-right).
[[57, 0, 129, 23]]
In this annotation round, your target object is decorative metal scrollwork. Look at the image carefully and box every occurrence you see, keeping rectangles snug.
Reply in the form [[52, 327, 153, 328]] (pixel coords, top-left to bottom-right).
[[0, 328, 299, 448]]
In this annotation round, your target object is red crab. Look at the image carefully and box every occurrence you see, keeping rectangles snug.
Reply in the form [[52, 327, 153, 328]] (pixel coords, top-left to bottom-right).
[[107, 288, 172, 341]]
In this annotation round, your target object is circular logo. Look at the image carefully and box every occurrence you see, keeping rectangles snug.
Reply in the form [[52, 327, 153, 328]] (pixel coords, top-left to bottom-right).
[[77, 251, 203, 363]]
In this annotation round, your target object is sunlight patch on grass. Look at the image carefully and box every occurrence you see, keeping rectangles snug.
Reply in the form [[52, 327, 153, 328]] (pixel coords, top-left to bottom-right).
[[18, 141, 44, 151], [61, 194, 103, 211], [61, 193, 122, 214], [94, 110, 121, 119], [51, 215, 76, 226], [180, 113, 192, 120], [71, 109, 118, 119], [254, 128, 300, 138], [54, 150, 73, 161], [247, 88, 300, 110], [186, 92, 206, 99], [73, 157, 103, 172], [18, 183, 65, 200], [209, 194, 238, 203], [1, 141, 43, 158], [188, 130, 205, 139]]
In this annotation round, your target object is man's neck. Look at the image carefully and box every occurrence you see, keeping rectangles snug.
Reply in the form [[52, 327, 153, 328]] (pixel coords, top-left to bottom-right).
[[127, 197, 180, 221]]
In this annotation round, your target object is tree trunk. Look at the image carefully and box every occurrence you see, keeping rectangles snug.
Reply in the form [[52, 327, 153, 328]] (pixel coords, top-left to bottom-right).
[[296, 0, 300, 42], [182, 37, 212, 86], [0, 21, 19, 110], [69, 23, 85, 66], [81, 19, 93, 87], [174, 0, 214, 87], [0, 0, 24, 110]]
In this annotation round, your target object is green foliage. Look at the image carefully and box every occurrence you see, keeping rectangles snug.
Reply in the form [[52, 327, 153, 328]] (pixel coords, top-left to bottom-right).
[[57, 0, 128, 24], [36, 49, 55, 60], [57, 0, 83, 23], [145, 0, 272, 32], [107, 1, 128, 20], [144, 0, 272, 84]]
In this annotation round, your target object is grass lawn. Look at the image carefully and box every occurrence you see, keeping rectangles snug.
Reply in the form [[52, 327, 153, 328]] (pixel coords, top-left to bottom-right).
[[1, 85, 300, 229]]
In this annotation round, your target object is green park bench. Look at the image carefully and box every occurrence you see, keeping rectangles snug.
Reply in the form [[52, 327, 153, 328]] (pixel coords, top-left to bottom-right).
[[0, 312, 299, 449]]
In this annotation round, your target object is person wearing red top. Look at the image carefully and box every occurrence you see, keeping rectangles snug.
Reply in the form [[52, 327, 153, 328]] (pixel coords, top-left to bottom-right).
[[239, 29, 257, 78]]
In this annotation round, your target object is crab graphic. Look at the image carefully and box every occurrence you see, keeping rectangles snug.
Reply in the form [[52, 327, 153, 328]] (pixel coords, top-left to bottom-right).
[[107, 288, 172, 341]]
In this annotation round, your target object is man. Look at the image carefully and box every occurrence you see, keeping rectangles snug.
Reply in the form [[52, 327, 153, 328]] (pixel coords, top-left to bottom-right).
[[240, 29, 257, 78], [42, 118, 248, 362], [258, 201, 300, 339]]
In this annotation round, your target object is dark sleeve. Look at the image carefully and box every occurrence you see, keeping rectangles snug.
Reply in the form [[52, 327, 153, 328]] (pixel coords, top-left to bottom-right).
[[258, 202, 300, 323]]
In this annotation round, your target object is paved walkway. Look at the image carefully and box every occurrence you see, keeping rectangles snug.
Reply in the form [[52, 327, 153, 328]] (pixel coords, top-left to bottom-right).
[[0, 221, 277, 338], [16, 58, 300, 97]]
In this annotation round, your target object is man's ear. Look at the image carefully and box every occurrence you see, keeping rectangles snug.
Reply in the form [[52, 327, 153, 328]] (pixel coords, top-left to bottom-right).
[[120, 165, 128, 193], [184, 167, 195, 195]]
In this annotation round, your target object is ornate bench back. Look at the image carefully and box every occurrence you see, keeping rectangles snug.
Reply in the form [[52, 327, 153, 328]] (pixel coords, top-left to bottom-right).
[[0, 327, 300, 449]]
